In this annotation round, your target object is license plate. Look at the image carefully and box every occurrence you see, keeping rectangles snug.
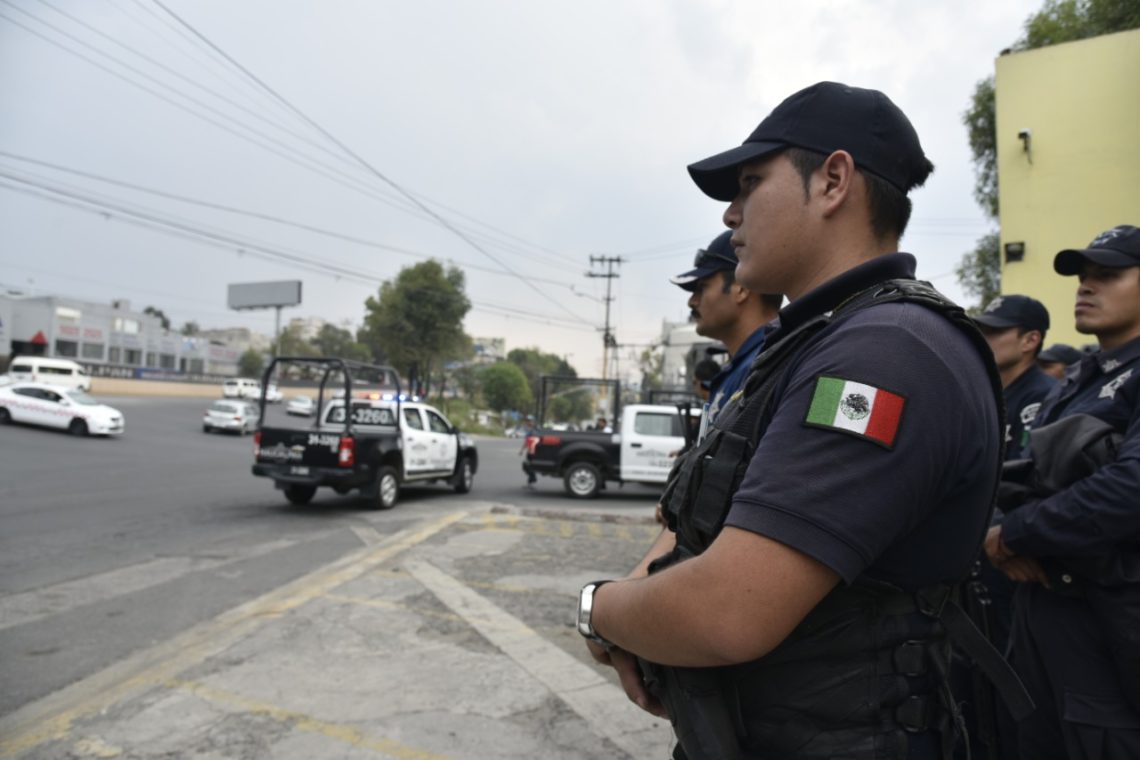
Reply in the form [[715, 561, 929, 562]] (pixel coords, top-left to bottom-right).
[[290, 466, 310, 475]]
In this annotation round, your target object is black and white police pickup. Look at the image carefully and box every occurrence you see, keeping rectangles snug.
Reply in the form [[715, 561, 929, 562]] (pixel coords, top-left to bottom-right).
[[251, 358, 478, 509]]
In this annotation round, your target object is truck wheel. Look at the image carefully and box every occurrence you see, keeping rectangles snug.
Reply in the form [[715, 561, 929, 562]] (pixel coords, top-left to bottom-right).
[[564, 462, 601, 499], [453, 456, 474, 494], [373, 465, 399, 510], [0, 408, 10, 425], [69, 418, 89, 437], [284, 485, 316, 505]]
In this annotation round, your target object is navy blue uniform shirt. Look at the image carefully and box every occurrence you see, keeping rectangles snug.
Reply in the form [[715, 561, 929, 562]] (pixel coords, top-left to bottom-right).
[[706, 322, 775, 423], [1002, 334, 1140, 559], [1004, 365, 1057, 458], [724, 254, 1000, 590]]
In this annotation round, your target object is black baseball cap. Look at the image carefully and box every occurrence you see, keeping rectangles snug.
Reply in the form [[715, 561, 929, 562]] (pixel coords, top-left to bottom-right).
[[670, 230, 736, 291], [687, 81, 934, 202], [973, 294, 1050, 333], [1054, 225, 1140, 275], [1037, 343, 1083, 366]]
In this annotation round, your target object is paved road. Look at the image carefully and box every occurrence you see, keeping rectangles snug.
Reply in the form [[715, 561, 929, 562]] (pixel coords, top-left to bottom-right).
[[0, 397, 666, 740]]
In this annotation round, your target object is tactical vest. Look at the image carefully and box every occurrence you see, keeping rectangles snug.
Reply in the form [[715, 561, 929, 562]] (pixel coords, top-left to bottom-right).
[[644, 279, 1033, 760]]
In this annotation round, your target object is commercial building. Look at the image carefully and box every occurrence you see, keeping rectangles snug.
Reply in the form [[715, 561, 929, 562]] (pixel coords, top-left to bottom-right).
[[996, 28, 1140, 345], [0, 293, 253, 378]]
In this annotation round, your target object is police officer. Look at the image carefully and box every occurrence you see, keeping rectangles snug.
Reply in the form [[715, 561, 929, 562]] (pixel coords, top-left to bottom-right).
[[577, 82, 1019, 758], [974, 294, 1057, 456], [670, 230, 780, 423], [1036, 343, 1084, 381], [985, 224, 1140, 759]]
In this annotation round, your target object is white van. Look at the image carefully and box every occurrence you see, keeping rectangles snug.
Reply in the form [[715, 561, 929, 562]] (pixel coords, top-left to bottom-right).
[[7, 357, 92, 391], [222, 377, 261, 399]]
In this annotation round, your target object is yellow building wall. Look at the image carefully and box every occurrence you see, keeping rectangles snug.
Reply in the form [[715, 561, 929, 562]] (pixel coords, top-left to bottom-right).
[[995, 28, 1140, 348]]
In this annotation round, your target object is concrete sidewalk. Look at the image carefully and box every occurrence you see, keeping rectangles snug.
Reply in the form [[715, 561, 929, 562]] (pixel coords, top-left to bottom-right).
[[0, 505, 675, 759]]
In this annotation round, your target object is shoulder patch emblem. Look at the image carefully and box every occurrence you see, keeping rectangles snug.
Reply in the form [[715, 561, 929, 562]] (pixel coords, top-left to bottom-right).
[[1100, 369, 1132, 399], [804, 376, 906, 449], [1019, 402, 1042, 426]]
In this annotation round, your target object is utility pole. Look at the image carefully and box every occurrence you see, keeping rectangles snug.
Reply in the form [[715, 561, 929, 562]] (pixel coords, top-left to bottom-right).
[[587, 256, 623, 382]]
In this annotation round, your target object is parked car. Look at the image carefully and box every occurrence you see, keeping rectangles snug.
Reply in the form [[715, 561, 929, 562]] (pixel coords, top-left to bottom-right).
[[203, 399, 259, 435], [286, 395, 316, 417], [7, 357, 92, 391], [222, 378, 260, 399], [264, 384, 284, 403], [0, 382, 123, 436]]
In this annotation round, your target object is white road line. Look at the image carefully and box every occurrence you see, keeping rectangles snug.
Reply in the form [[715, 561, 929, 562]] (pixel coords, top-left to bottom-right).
[[0, 535, 329, 632], [404, 560, 668, 759]]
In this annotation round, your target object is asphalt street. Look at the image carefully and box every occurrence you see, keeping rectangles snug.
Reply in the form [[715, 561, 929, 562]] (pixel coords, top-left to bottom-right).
[[0, 396, 673, 758]]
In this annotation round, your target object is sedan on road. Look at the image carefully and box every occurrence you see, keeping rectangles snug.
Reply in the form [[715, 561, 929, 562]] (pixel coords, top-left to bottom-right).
[[203, 400, 259, 435], [0, 382, 124, 436], [285, 395, 315, 417]]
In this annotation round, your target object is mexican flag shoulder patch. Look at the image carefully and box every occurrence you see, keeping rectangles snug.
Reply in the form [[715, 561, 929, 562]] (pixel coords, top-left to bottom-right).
[[804, 376, 906, 449]]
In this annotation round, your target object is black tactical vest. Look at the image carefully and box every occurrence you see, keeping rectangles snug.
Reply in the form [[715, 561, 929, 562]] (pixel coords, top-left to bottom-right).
[[644, 279, 1032, 760]]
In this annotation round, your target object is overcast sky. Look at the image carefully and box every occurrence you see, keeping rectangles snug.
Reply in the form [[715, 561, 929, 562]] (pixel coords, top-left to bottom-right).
[[0, 0, 1042, 377]]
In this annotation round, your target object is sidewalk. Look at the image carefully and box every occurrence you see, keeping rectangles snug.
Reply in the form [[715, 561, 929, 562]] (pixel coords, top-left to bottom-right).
[[0, 504, 675, 759]]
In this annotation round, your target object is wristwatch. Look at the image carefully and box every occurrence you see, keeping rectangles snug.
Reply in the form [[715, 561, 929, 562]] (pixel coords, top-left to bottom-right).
[[577, 580, 614, 649]]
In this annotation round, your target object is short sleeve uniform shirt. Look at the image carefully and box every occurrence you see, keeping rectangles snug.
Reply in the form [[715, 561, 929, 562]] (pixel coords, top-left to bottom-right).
[[725, 254, 1001, 591]]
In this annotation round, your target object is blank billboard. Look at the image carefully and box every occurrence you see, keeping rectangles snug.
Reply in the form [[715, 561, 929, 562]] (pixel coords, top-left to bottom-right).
[[227, 281, 302, 310]]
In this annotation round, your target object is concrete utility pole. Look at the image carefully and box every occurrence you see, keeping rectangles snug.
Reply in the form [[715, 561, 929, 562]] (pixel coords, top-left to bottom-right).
[[587, 256, 623, 382]]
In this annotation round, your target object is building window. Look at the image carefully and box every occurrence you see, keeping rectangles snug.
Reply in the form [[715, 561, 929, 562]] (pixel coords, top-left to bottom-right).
[[189, 359, 205, 374], [124, 349, 142, 366], [108, 347, 121, 364], [160, 353, 175, 369], [113, 317, 140, 335], [54, 339, 79, 357], [81, 343, 105, 360], [145, 352, 158, 368]]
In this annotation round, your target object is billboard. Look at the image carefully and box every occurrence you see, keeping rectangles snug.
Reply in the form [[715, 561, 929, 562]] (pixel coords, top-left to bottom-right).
[[227, 281, 302, 310]]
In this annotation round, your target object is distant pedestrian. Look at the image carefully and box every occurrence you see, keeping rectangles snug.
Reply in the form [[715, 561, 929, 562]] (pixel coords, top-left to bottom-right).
[[519, 416, 538, 487]]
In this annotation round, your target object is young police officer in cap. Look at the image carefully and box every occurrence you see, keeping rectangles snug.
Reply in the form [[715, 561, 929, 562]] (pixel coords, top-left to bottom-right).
[[670, 229, 780, 424], [974, 294, 1057, 457], [577, 82, 1027, 759], [985, 224, 1140, 760]]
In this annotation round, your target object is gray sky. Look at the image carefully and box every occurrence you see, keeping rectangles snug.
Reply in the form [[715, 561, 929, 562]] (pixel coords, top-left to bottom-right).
[[0, 0, 1041, 378]]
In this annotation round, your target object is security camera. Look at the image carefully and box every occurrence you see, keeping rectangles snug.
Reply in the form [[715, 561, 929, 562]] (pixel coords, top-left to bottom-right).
[[1018, 129, 1031, 140]]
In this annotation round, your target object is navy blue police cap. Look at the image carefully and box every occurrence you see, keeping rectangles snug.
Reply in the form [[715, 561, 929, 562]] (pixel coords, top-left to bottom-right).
[[1037, 344, 1083, 366], [687, 81, 935, 202], [670, 230, 737, 291], [1054, 225, 1140, 275], [973, 294, 1050, 334]]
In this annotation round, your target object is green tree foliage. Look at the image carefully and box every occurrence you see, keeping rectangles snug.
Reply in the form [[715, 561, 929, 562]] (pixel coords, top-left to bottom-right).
[[506, 347, 576, 402], [957, 0, 1140, 307], [311, 323, 370, 362], [143, 305, 171, 331], [547, 389, 594, 423], [358, 260, 473, 394], [954, 232, 1002, 312], [238, 348, 264, 378], [480, 361, 533, 414], [276, 323, 317, 358], [638, 346, 664, 392], [180, 320, 200, 336]]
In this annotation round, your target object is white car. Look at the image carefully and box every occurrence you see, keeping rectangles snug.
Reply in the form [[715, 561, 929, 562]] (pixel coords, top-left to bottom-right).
[[285, 395, 315, 417], [222, 378, 260, 399], [203, 399, 259, 435], [264, 384, 284, 403], [0, 382, 124, 436]]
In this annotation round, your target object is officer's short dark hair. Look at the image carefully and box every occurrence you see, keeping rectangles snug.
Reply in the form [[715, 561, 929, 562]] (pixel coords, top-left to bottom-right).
[[785, 147, 914, 241]]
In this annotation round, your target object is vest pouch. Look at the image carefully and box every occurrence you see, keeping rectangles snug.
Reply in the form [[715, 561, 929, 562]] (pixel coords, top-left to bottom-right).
[[640, 660, 744, 760]]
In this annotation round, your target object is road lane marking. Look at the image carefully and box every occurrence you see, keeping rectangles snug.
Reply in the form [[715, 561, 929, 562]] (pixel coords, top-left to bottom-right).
[[0, 536, 322, 632], [167, 678, 451, 760], [403, 559, 667, 759], [0, 511, 467, 758]]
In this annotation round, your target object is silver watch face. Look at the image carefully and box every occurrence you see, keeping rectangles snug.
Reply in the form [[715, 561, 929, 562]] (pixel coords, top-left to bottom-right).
[[577, 583, 596, 637]]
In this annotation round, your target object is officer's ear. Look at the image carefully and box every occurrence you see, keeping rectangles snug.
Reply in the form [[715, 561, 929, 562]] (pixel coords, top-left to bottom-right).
[[1020, 329, 1043, 355]]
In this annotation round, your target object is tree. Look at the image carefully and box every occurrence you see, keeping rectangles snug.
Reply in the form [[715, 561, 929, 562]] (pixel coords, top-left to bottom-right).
[[276, 323, 316, 358], [358, 260, 473, 395], [954, 232, 1002, 312], [957, 0, 1140, 307], [506, 347, 576, 403], [143, 305, 171, 331], [180, 321, 200, 336], [312, 324, 370, 362], [638, 346, 664, 392], [238, 348, 264, 378], [480, 361, 532, 415]]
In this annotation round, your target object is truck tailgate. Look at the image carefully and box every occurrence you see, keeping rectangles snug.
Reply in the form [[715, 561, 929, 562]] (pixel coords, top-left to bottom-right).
[[256, 428, 344, 469]]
